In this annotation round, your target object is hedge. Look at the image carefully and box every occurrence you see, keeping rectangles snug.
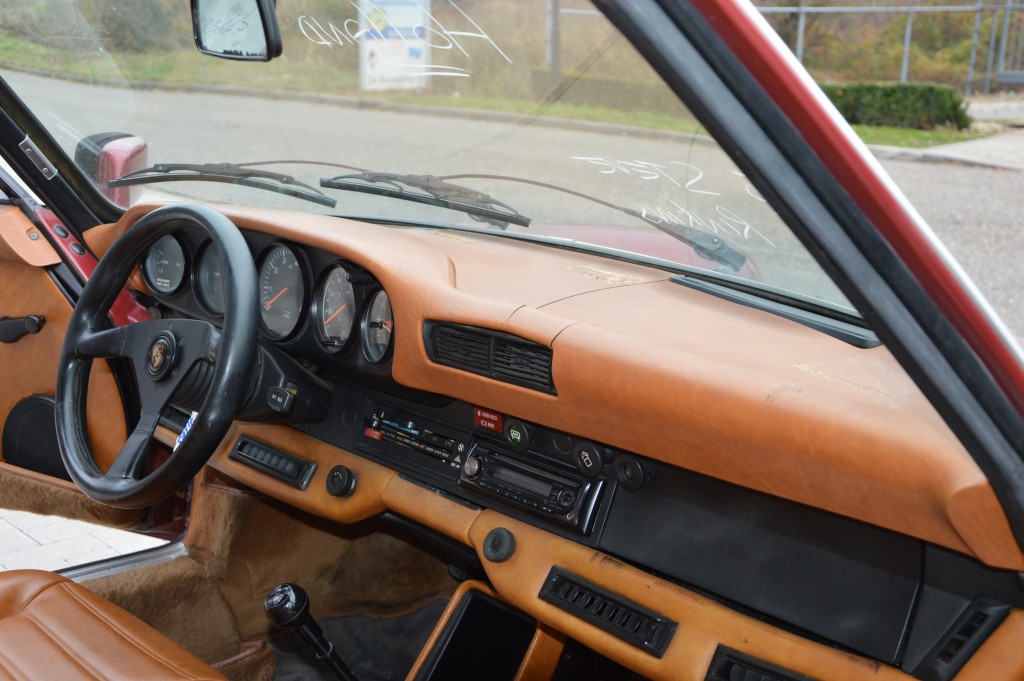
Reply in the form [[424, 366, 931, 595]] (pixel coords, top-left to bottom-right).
[[529, 70, 971, 131], [820, 82, 971, 130]]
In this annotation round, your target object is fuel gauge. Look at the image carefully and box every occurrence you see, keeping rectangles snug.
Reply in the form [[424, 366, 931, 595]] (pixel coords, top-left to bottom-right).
[[360, 289, 393, 364]]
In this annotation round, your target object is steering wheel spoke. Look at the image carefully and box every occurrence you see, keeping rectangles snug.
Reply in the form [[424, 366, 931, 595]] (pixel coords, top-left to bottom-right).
[[76, 324, 146, 360], [105, 411, 162, 482]]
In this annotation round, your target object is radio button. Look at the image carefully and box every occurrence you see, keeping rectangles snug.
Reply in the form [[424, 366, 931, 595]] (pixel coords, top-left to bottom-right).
[[463, 456, 482, 477], [573, 441, 606, 477], [504, 419, 531, 452], [558, 490, 576, 508]]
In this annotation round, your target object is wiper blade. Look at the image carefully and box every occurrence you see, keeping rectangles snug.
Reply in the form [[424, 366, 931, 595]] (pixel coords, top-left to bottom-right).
[[320, 172, 530, 228], [442, 173, 746, 272], [109, 163, 337, 208]]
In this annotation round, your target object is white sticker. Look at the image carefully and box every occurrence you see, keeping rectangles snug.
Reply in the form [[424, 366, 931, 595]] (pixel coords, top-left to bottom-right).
[[174, 411, 199, 451]]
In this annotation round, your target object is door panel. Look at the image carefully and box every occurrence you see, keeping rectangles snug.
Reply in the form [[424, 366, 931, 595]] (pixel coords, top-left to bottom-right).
[[0, 204, 140, 527]]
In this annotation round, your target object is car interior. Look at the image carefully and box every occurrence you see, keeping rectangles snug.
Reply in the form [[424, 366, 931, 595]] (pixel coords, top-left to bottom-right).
[[0, 0, 1022, 680]]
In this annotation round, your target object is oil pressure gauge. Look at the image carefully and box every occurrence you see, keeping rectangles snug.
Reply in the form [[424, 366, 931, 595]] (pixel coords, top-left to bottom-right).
[[360, 289, 393, 364], [142, 234, 186, 294]]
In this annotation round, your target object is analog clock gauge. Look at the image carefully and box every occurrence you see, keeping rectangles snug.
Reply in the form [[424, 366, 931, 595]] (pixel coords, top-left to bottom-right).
[[259, 245, 305, 340], [194, 242, 225, 316], [315, 266, 357, 352], [360, 289, 393, 364]]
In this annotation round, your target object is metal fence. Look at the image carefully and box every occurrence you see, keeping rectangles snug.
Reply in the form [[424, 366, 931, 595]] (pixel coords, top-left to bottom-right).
[[758, 2, 1024, 93], [545, 0, 1024, 93]]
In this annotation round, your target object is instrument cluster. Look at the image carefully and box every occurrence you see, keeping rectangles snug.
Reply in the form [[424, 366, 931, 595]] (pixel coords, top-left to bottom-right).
[[140, 228, 394, 370]]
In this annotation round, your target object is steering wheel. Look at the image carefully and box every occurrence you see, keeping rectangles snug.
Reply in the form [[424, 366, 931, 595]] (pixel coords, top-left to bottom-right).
[[56, 204, 257, 508]]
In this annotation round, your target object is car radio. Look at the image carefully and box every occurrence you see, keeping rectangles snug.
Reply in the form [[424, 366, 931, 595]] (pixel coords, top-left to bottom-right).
[[458, 442, 603, 533]]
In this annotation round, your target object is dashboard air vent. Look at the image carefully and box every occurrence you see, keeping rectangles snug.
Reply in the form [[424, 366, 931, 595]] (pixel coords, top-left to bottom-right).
[[230, 437, 316, 490], [426, 323, 555, 394], [538, 567, 675, 657], [705, 647, 817, 681]]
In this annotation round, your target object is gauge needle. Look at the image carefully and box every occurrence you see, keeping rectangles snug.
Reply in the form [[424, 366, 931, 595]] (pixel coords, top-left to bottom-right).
[[263, 287, 288, 310], [324, 304, 347, 325]]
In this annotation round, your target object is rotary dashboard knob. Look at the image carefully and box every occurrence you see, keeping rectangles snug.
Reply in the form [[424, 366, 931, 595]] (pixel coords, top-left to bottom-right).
[[464, 456, 482, 477]]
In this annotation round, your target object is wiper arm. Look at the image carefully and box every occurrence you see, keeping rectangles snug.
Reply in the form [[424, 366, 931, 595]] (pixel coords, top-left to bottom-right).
[[109, 163, 337, 208], [442, 173, 746, 272], [320, 172, 530, 229]]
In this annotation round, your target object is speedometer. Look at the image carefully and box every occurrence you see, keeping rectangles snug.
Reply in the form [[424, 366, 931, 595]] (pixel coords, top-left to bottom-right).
[[259, 244, 305, 340], [315, 265, 356, 352]]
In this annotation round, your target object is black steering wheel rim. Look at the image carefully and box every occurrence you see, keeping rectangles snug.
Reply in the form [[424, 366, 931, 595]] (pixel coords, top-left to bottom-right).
[[56, 203, 257, 508]]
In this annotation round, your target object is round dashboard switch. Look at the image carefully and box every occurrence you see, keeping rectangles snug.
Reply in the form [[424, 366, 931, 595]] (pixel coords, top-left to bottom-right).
[[504, 419, 531, 452], [326, 465, 357, 497], [572, 441, 605, 478], [614, 454, 650, 491]]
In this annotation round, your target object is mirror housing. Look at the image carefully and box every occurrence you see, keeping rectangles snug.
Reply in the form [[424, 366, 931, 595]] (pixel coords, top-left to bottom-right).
[[190, 0, 282, 62], [74, 133, 148, 207]]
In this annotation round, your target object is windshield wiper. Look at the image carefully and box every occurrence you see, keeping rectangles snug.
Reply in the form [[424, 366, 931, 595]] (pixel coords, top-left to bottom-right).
[[109, 163, 337, 208], [441, 173, 747, 272], [320, 172, 530, 229]]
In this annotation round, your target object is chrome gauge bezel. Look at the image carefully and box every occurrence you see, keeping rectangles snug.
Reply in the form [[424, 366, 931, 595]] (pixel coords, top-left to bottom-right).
[[312, 264, 358, 354], [142, 233, 187, 295], [360, 289, 394, 364], [257, 243, 307, 342]]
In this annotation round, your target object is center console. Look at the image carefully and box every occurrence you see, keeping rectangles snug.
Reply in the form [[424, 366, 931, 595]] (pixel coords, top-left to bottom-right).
[[350, 397, 613, 539]]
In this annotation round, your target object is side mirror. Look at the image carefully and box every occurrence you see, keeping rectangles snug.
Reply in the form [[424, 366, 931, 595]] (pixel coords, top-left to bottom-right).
[[74, 133, 148, 207], [190, 0, 282, 62]]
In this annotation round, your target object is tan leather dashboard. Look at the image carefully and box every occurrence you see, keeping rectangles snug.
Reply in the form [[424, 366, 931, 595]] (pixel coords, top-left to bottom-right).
[[88, 202, 1024, 680], [91, 203, 1022, 571]]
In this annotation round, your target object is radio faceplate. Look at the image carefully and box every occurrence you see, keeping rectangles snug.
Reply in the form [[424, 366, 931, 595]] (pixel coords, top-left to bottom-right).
[[459, 442, 603, 534]]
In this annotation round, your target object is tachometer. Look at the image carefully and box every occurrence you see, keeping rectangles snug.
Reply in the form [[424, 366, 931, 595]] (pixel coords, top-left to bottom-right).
[[142, 234, 186, 294], [360, 289, 393, 364], [259, 244, 305, 340], [315, 265, 357, 352]]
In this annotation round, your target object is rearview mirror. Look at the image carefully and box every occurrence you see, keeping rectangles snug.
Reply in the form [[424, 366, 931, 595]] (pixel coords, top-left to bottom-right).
[[191, 0, 282, 61]]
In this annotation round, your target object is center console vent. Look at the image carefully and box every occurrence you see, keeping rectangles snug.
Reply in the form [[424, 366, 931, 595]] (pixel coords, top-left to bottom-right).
[[230, 437, 316, 490], [425, 322, 555, 394], [538, 567, 675, 657], [705, 647, 817, 681]]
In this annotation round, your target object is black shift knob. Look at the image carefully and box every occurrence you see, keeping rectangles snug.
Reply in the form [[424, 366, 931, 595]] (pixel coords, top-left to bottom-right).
[[265, 583, 329, 653], [265, 583, 311, 628], [265, 583, 360, 681]]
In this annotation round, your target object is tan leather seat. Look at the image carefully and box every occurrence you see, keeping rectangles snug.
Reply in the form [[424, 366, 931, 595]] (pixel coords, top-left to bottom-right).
[[0, 570, 224, 680]]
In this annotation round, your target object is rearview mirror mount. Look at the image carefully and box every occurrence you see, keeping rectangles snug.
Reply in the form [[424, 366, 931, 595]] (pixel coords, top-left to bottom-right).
[[191, 0, 282, 62]]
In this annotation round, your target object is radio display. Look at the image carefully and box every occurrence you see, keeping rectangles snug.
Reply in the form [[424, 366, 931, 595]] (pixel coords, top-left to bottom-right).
[[491, 462, 554, 498]]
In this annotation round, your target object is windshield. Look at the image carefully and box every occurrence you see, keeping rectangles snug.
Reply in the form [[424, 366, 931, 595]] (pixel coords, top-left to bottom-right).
[[0, 0, 853, 314]]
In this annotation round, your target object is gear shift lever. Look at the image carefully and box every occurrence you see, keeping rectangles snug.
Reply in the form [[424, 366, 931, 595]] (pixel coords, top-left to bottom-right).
[[265, 583, 359, 681]]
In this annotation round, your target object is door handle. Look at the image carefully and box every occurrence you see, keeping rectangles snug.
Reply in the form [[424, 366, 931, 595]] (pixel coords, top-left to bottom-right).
[[0, 316, 45, 343]]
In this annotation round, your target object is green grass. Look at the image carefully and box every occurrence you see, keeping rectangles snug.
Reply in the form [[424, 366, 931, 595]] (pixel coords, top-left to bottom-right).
[[851, 123, 989, 148], [0, 35, 359, 92], [387, 94, 704, 134]]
